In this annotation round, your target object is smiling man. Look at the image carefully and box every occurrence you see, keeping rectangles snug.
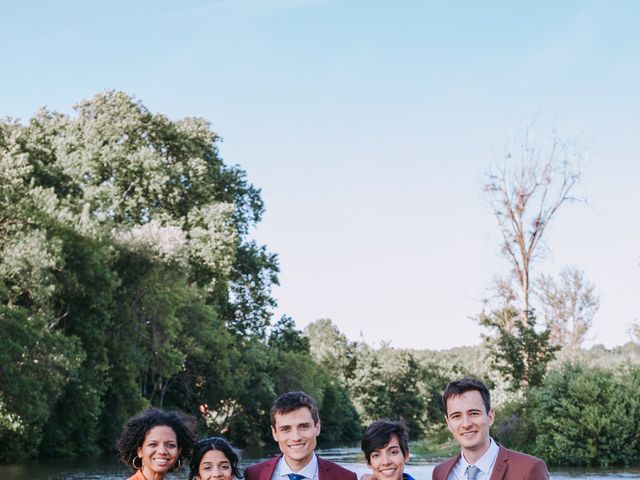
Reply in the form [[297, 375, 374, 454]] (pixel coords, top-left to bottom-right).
[[432, 378, 549, 480], [245, 391, 357, 480], [361, 419, 414, 480]]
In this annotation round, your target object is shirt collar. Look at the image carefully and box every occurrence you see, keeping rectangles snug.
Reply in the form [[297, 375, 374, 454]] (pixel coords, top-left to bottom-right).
[[460, 437, 499, 476], [277, 452, 318, 479]]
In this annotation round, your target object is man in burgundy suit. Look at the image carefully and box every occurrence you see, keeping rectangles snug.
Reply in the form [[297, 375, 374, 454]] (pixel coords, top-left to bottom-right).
[[245, 391, 357, 480], [432, 378, 549, 480]]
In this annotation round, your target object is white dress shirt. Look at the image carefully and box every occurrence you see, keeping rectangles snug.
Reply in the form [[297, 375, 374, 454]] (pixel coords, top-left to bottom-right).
[[272, 453, 320, 480], [448, 437, 500, 480]]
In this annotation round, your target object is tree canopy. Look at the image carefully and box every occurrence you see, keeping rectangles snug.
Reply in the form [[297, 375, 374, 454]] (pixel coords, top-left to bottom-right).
[[0, 91, 356, 460]]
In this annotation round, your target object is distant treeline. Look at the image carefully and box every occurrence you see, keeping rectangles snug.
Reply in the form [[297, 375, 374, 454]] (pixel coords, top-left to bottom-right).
[[308, 319, 640, 467], [1, 92, 639, 467]]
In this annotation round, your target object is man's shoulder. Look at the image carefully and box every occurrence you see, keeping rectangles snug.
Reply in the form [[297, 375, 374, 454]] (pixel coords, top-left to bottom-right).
[[245, 457, 277, 470], [499, 445, 546, 465], [433, 454, 459, 469], [432, 454, 459, 479], [317, 456, 357, 480], [496, 446, 549, 479], [245, 456, 280, 478]]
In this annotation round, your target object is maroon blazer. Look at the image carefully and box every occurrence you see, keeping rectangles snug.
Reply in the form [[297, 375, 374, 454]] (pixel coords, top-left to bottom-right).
[[432, 446, 549, 480], [245, 455, 357, 480]]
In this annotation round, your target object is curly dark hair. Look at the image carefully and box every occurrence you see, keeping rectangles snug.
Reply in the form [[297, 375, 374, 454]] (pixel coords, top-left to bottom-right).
[[117, 407, 197, 472], [189, 436, 243, 480]]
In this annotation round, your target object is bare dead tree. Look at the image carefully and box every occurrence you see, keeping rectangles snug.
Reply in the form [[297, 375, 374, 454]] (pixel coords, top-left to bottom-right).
[[534, 266, 599, 352], [630, 320, 640, 343], [484, 120, 585, 326]]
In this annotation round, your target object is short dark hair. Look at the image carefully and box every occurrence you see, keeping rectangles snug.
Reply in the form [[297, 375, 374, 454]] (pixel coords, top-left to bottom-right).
[[117, 407, 197, 472], [442, 377, 491, 416], [189, 436, 243, 480], [270, 391, 319, 428], [361, 418, 409, 464]]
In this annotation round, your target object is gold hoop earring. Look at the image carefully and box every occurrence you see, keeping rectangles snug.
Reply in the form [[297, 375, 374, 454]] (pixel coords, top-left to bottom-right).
[[132, 456, 143, 470], [175, 458, 183, 470]]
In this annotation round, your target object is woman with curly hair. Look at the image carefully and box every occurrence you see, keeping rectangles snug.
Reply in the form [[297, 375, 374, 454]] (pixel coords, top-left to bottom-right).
[[118, 407, 197, 480], [189, 436, 243, 480]]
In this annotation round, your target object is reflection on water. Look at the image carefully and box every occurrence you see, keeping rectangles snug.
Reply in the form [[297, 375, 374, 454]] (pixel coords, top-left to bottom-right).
[[0, 446, 639, 480]]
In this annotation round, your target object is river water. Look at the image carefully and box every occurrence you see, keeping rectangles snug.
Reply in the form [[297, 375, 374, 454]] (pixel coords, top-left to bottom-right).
[[1, 446, 639, 479]]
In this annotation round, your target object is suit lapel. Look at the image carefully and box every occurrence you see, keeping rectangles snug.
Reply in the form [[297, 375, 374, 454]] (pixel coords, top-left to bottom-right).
[[438, 454, 459, 480], [262, 456, 281, 480], [317, 455, 330, 480], [489, 447, 508, 480]]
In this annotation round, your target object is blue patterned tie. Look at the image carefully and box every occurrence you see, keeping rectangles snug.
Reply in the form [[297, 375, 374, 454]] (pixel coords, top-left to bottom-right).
[[288, 474, 305, 480], [466, 465, 480, 480]]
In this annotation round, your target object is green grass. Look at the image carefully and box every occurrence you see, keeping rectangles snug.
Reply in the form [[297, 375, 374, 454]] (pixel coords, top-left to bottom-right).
[[409, 433, 459, 460]]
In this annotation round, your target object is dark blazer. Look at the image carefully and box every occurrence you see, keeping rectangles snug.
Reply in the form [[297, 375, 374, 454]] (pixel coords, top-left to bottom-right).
[[432, 446, 549, 480], [245, 455, 357, 480]]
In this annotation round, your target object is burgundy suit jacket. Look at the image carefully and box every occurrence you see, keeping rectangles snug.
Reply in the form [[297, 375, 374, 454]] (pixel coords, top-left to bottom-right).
[[245, 455, 357, 480], [432, 446, 549, 480]]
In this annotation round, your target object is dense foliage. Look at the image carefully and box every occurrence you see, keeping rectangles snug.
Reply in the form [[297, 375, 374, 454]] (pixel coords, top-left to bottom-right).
[[494, 364, 640, 467], [0, 92, 358, 461], [480, 308, 559, 392]]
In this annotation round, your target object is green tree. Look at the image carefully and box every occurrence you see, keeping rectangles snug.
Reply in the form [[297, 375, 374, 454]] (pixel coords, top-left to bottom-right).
[[0, 300, 83, 461], [480, 308, 559, 392], [224, 338, 277, 446], [0, 91, 280, 458], [349, 344, 428, 438], [317, 381, 361, 444], [532, 365, 640, 466], [305, 318, 358, 385], [492, 396, 538, 455], [269, 316, 311, 353], [39, 229, 118, 457]]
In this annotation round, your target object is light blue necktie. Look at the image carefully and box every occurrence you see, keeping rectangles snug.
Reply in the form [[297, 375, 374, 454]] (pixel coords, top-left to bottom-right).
[[466, 465, 480, 480]]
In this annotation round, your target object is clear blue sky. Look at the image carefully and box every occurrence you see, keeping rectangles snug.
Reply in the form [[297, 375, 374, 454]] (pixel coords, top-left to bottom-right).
[[2, 0, 639, 349]]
